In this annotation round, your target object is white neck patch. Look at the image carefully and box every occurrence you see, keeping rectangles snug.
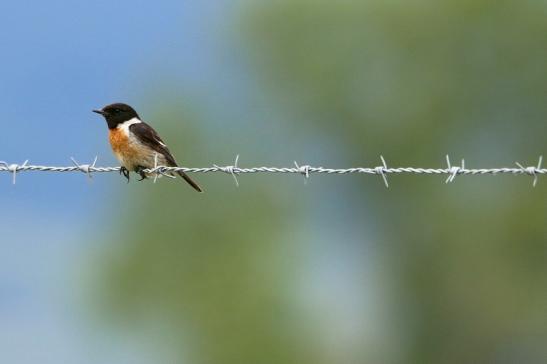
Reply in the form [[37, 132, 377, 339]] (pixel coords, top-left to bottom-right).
[[117, 117, 142, 134]]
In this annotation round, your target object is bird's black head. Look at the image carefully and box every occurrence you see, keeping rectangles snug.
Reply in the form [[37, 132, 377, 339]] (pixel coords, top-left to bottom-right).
[[93, 103, 140, 129]]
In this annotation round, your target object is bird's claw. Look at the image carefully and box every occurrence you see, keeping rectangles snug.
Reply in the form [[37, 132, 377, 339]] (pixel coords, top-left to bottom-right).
[[120, 166, 130, 183], [136, 166, 147, 181]]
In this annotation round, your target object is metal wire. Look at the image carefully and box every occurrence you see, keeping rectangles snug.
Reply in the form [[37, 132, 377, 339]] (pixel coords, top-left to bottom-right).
[[0, 155, 544, 187]]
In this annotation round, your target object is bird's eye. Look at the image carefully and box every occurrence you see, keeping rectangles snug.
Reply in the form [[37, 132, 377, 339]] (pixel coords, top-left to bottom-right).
[[114, 108, 121, 113]]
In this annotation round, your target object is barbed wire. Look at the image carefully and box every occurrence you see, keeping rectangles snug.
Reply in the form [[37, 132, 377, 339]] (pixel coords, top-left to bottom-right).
[[0, 155, 545, 187]]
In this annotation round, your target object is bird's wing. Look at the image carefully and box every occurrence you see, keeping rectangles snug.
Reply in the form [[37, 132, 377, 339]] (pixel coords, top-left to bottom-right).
[[129, 121, 204, 192], [129, 122, 177, 166]]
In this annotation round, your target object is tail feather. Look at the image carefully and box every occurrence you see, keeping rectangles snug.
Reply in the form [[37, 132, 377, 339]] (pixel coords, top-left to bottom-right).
[[177, 170, 203, 192]]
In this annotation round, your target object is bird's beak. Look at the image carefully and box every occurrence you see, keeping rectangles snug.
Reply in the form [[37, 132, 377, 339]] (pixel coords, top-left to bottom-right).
[[92, 109, 105, 115]]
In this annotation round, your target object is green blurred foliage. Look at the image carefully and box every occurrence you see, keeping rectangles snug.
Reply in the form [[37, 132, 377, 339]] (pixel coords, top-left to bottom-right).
[[101, 1, 547, 363], [99, 96, 319, 364], [245, 1, 547, 362]]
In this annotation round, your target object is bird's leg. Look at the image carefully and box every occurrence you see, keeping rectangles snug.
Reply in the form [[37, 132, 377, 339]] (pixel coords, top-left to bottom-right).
[[136, 166, 147, 181], [120, 166, 130, 183]]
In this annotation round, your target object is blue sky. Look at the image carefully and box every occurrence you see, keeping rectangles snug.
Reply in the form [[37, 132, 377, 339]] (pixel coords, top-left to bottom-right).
[[0, 1, 237, 362], [0, 0, 232, 172]]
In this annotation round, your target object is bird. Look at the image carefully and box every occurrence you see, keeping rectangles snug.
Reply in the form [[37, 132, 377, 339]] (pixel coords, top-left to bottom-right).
[[93, 103, 203, 192]]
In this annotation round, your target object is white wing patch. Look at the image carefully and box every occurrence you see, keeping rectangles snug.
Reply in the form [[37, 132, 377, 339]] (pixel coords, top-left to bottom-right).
[[156, 138, 167, 147]]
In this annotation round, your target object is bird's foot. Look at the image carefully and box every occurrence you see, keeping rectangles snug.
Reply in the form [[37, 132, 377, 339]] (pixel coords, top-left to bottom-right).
[[136, 166, 147, 181], [119, 166, 130, 183]]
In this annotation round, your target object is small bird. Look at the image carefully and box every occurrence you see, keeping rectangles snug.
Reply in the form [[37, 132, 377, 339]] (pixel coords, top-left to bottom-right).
[[93, 103, 203, 192]]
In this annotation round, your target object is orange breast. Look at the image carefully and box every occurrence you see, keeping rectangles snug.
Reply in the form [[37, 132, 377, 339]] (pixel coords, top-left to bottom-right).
[[108, 128, 156, 170], [108, 128, 141, 167], [109, 128, 130, 154]]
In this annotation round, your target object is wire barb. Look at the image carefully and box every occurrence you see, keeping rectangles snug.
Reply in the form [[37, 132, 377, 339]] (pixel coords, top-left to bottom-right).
[[294, 161, 310, 183], [515, 155, 543, 187], [445, 155, 465, 184], [0, 159, 28, 184], [149, 153, 176, 183], [375, 155, 389, 188], [153, 153, 161, 183], [214, 154, 240, 186], [70, 156, 98, 181]]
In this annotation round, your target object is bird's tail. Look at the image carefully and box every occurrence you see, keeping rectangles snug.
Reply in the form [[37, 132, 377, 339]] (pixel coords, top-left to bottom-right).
[[177, 171, 203, 192]]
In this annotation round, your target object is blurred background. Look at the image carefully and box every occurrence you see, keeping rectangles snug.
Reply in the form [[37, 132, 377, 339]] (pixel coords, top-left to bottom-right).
[[1, 0, 546, 363]]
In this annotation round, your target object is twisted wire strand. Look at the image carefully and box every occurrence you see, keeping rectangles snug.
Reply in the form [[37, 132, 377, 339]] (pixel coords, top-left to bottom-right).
[[0, 155, 544, 186]]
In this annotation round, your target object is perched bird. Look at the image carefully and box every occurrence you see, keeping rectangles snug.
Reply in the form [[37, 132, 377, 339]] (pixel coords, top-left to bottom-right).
[[93, 103, 203, 192]]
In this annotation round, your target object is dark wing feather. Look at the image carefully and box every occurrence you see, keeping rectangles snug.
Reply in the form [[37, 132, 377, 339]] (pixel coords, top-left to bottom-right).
[[129, 122, 203, 192], [130, 122, 177, 166]]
